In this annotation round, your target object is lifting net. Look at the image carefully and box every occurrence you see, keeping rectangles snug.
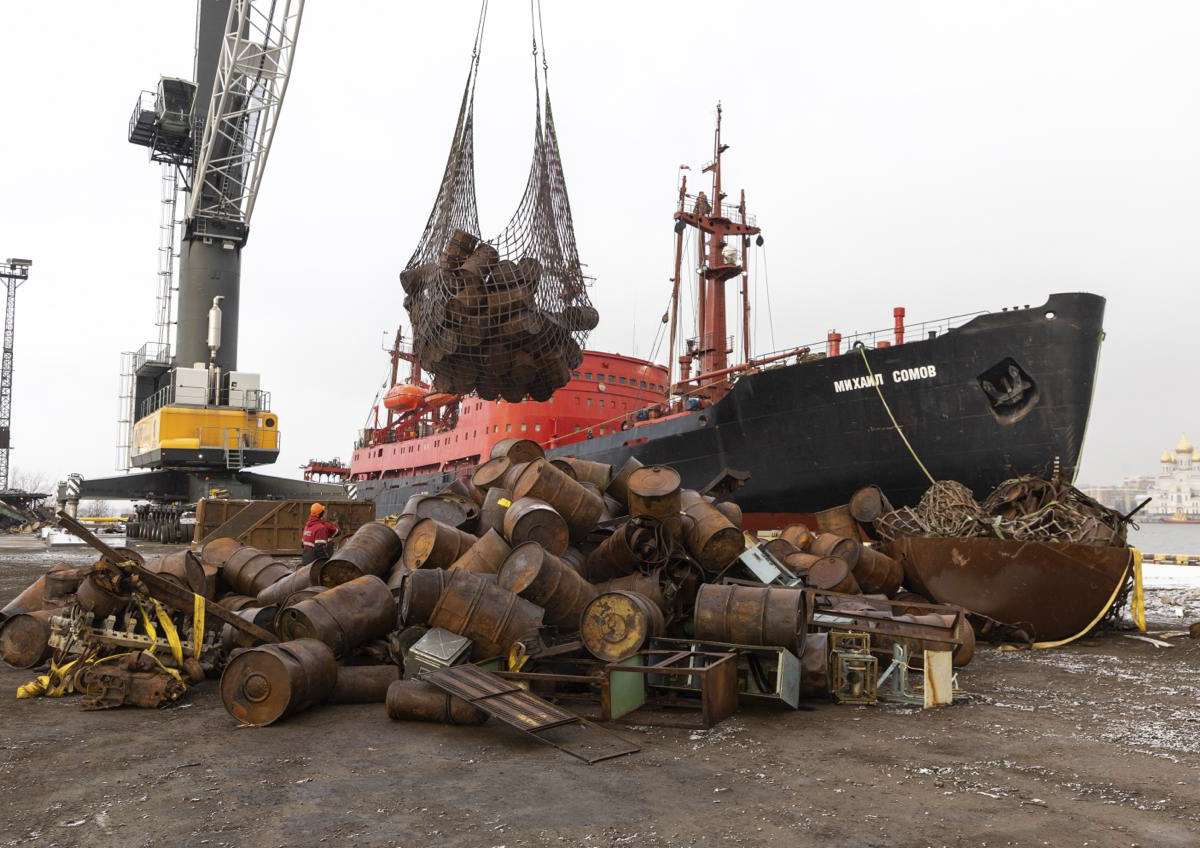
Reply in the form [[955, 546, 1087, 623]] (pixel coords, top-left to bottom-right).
[[400, 19, 594, 403]]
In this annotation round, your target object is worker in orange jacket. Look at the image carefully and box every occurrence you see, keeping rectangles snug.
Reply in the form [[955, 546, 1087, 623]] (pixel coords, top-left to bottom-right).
[[301, 503, 339, 564]]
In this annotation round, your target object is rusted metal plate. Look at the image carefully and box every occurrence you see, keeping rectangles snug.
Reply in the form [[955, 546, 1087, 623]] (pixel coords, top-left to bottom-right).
[[891, 537, 1131, 642]]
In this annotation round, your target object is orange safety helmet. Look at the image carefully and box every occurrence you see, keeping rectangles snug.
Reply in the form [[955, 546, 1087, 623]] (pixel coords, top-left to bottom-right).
[[310, 503, 325, 517]]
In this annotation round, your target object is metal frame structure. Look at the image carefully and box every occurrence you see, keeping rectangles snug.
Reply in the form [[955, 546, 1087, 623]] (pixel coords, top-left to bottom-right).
[[187, 0, 304, 240], [0, 259, 31, 491]]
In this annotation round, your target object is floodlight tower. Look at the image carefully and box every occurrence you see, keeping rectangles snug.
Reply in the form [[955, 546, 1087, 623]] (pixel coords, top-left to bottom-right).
[[0, 258, 32, 491]]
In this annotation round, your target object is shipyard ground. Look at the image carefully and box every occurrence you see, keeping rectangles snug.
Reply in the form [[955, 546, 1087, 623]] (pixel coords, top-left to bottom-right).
[[1, 536, 1199, 848]]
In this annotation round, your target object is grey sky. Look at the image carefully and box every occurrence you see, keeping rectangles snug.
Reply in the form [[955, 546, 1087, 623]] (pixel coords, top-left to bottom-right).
[[0, 1, 1196, 492]]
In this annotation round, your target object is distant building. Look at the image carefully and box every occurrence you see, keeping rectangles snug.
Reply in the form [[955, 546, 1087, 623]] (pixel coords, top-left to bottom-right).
[[1079, 476, 1154, 515], [1146, 435, 1200, 521]]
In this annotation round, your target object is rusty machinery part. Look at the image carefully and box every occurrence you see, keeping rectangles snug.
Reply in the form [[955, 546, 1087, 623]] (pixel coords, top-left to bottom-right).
[[761, 538, 801, 563], [478, 487, 513, 537], [807, 533, 862, 570], [594, 570, 666, 612], [694, 584, 805, 654], [221, 605, 280, 652], [320, 521, 404, 586], [326, 665, 401, 705], [490, 437, 545, 465], [79, 653, 189, 710], [385, 678, 488, 725], [626, 466, 682, 521], [223, 546, 292, 598], [605, 456, 646, 507], [713, 500, 743, 529], [502, 496, 569, 556], [144, 550, 209, 598], [580, 590, 664, 663], [220, 638, 339, 726], [275, 575, 397, 658], [499, 460, 532, 493], [75, 575, 131, 620], [0, 609, 54, 669], [512, 459, 604, 543], [806, 557, 861, 594], [448, 528, 512, 576], [402, 493, 479, 531], [1, 575, 48, 618], [853, 545, 903, 596], [560, 457, 613, 490], [814, 505, 861, 541], [849, 485, 894, 524], [400, 568, 451, 626], [679, 491, 745, 573], [403, 518, 479, 571], [779, 524, 815, 551], [256, 563, 318, 607], [498, 542, 597, 632], [200, 536, 243, 570], [428, 568, 544, 660]]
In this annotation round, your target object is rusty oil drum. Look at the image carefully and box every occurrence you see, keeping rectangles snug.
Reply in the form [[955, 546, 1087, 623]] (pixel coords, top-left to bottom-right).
[[490, 437, 544, 464], [560, 457, 613, 490], [853, 545, 903, 596], [76, 575, 130, 620], [762, 538, 801, 563], [200, 536, 242, 570], [594, 570, 665, 611], [478, 487, 512, 536], [402, 493, 477, 530], [321, 522, 403, 585], [512, 459, 603, 542], [583, 524, 642, 581], [327, 665, 400, 704], [714, 500, 743, 529], [223, 546, 292, 597], [694, 584, 805, 652], [604, 456, 645, 507], [257, 563, 317, 607], [385, 678, 487, 725], [400, 565, 451, 626], [498, 542, 597, 631], [815, 505, 861, 540], [220, 638, 338, 726], [392, 514, 421, 548], [849, 485, 894, 524], [780, 524, 815, 551], [0, 609, 54, 669], [472, 457, 511, 493], [448, 529, 512, 576], [219, 593, 261, 612], [145, 549, 208, 597], [680, 492, 745, 573], [500, 460, 531, 492], [220, 605, 279, 651], [428, 569, 543, 658], [626, 466, 682, 520], [806, 557, 861, 594], [808, 533, 862, 570], [403, 518, 478, 570], [502, 496, 569, 555], [275, 575, 397, 657], [580, 590, 664, 662]]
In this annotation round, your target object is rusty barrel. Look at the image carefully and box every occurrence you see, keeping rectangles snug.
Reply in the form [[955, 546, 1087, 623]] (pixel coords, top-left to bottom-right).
[[439, 228, 479, 270], [605, 456, 645, 507], [549, 458, 579, 480], [271, 586, 326, 631], [892, 591, 933, 615], [580, 590, 664, 662], [145, 549, 208, 597], [441, 476, 484, 508], [782, 551, 825, 578], [220, 638, 338, 726], [43, 568, 84, 603], [680, 492, 745, 573], [257, 564, 317, 607], [428, 569, 544, 658], [815, 505, 861, 540], [200, 536, 242, 570], [402, 493, 477, 530], [327, 665, 400, 704], [223, 546, 292, 597], [399, 568, 451, 626], [221, 605, 279, 651], [321, 522, 403, 585], [76, 575, 129, 619], [780, 524, 815, 551], [498, 542, 597, 631], [472, 456, 511, 493], [403, 518, 478, 570], [0, 609, 54, 669], [1, 575, 47, 618], [448, 529, 512, 575], [561, 457, 613, 489], [694, 584, 804, 652], [626, 466, 682, 520], [392, 514, 421, 548], [594, 570, 665, 611], [762, 538, 801, 563], [513, 459, 604, 542], [502, 496, 569, 555], [478, 487, 512, 536], [490, 437, 544, 464], [807, 557, 861, 594], [853, 545, 903, 596], [500, 460, 531, 492], [275, 575, 397, 657], [219, 593, 261, 612], [583, 524, 642, 581], [714, 500, 743, 529], [385, 678, 487, 725], [849, 485, 893, 524], [808, 533, 862, 570]]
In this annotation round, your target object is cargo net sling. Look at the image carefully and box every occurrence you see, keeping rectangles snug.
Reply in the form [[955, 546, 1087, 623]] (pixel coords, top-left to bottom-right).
[[400, 10, 595, 403]]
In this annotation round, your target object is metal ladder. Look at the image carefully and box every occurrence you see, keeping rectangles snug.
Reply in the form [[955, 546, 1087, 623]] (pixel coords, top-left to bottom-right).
[[223, 428, 245, 470]]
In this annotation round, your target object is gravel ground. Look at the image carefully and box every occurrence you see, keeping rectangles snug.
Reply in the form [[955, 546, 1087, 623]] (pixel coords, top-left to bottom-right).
[[1, 536, 1198, 848]]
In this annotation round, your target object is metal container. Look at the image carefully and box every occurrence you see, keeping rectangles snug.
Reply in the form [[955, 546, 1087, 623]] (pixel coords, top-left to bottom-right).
[[808, 533, 862, 570], [594, 570, 665, 611], [490, 437, 545, 464], [513, 459, 604, 542], [400, 568, 450, 626], [478, 487, 512, 536], [1, 575, 47, 618], [849, 485, 893, 524], [559, 547, 588, 576], [561, 457, 613, 489], [220, 638, 338, 726], [403, 518, 478, 570], [694, 584, 804, 652], [549, 458, 579, 480], [44, 567, 85, 602], [219, 593, 261, 612], [441, 476, 484, 508], [0, 609, 54, 669], [257, 564, 317, 607], [223, 546, 292, 597], [626, 466, 682, 520], [891, 591, 933, 615], [402, 493, 477, 530], [428, 569, 544, 659], [448, 529, 512, 575], [681, 495, 745, 573], [502, 496, 569, 555], [583, 524, 641, 581], [806, 557, 861, 594], [200, 536, 243, 570], [472, 457, 511, 493], [275, 575, 397, 657], [780, 524, 815, 551], [393, 514, 421, 549], [815, 505, 861, 540], [76, 575, 129, 620], [852, 545, 903, 596], [498, 542, 597, 631], [499, 460, 531, 492], [714, 501, 743, 529], [782, 551, 825, 577], [272, 586, 327, 631], [385, 678, 487, 725], [605, 456, 645, 507], [145, 550, 208, 597], [580, 590, 664, 662], [321, 522, 403, 585], [327, 665, 400, 704], [220, 605, 279, 651], [762, 538, 801, 563]]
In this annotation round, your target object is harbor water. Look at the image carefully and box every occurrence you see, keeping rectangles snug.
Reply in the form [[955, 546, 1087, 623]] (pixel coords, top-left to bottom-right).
[[1128, 523, 1200, 556]]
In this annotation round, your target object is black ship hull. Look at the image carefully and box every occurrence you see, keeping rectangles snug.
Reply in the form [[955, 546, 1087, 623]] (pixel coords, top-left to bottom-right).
[[356, 293, 1105, 526]]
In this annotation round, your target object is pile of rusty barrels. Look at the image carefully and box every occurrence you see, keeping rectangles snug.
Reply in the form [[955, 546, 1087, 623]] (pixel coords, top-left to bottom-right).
[[400, 229, 596, 402]]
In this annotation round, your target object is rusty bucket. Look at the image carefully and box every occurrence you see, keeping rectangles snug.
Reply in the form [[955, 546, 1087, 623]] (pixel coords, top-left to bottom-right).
[[694, 584, 804, 652], [808, 533, 862, 570], [498, 542, 597, 631], [849, 485, 893, 524], [428, 569, 544, 659], [448, 529, 512, 575], [478, 487, 513, 536], [321, 522, 403, 585], [223, 546, 292, 597], [275, 575, 397, 657], [502, 496, 569, 555], [399, 567, 450, 626], [0, 609, 54, 669], [806, 557, 861, 594], [490, 437, 545, 464], [403, 518, 478, 570], [680, 493, 745, 573], [327, 665, 400, 704], [256, 564, 317, 607], [815, 505, 861, 540], [513, 459, 604, 542], [605, 456, 645, 507], [220, 638, 338, 726], [853, 545, 903, 596], [385, 678, 488, 725], [626, 466, 682, 520], [580, 590, 664, 662]]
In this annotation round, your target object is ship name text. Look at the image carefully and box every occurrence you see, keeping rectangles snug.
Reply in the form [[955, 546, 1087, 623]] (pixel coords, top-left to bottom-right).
[[834, 364, 938, 394]]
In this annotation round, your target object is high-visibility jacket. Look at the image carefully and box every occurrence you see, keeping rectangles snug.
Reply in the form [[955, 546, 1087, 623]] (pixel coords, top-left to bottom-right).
[[302, 517, 339, 550]]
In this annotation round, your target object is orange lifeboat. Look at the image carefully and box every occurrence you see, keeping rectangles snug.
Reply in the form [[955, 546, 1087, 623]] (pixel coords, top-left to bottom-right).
[[382, 383, 426, 411]]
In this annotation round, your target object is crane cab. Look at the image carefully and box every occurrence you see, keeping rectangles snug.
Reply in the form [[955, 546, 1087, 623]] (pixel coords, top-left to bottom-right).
[[155, 77, 197, 137], [128, 76, 197, 158]]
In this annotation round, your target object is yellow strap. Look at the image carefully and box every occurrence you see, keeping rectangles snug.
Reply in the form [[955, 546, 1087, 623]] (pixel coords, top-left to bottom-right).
[[1000, 551, 1132, 650], [136, 598, 159, 647], [1131, 546, 1146, 633], [152, 599, 185, 666], [857, 346, 936, 485], [193, 592, 205, 658]]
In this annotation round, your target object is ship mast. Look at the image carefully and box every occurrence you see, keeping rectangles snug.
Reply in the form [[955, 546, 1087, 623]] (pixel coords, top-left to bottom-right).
[[669, 104, 761, 402]]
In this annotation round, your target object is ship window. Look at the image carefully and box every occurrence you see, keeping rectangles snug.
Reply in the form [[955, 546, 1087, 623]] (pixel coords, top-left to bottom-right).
[[640, 380, 646, 388], [506, 424, 512, 433], [476, 403, 481, 411], [573, 371, 581, 378], [585, 372, 592, 380], [535, 423, 542, 432], [608, 375, 616, 383], [599, 399, 605, 408], [434, 440, 439, 447], [494, 425, 499, 433], [620, 377, 627, 385], [521, 423, 527, 432], [599, 427, 605, 435], [586, 398, 592, 407]]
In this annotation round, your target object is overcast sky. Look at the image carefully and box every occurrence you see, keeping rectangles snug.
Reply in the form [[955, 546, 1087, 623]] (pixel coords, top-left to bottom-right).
[[1, 0, 1197, 493]]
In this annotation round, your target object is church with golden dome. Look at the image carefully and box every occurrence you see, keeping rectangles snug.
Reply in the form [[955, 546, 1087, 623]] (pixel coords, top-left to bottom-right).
[[1148, 434, 1200, 520]]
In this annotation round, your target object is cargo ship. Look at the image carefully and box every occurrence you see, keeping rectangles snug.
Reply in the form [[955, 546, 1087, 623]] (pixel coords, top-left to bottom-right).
[[349, 110, 1107, 530]]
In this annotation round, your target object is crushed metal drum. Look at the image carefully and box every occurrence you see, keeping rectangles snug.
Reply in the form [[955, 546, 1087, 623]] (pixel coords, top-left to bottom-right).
[[849, 485, 893, 524]]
